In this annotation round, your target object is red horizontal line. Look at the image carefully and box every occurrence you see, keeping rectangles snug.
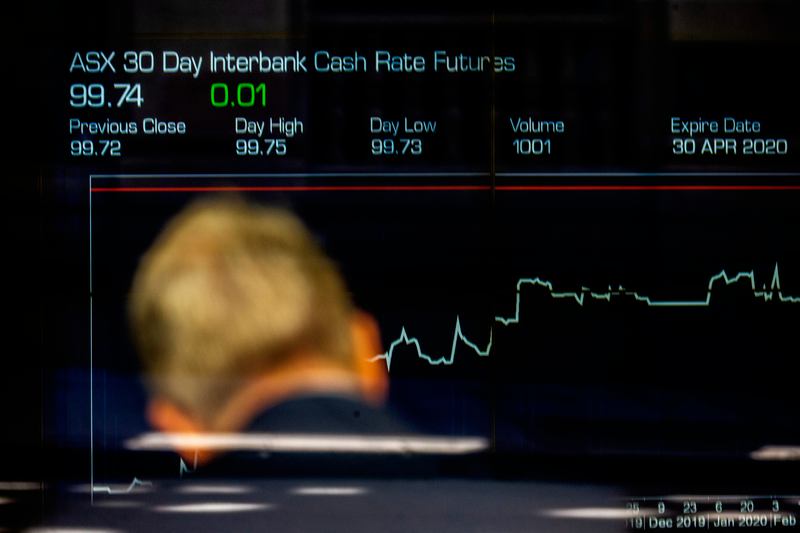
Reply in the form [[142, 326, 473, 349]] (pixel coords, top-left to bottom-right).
[[496, 185, 800, 191], [90, 185, 800, 193], [91, 185, 491, 192]]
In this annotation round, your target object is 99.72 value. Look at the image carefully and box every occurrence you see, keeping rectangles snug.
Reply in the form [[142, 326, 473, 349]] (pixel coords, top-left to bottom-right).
[[71, 139, 121, 156]]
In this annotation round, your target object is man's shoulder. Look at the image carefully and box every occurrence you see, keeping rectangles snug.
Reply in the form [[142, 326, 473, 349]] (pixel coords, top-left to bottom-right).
[[201, 396, 430, 477], [247, 395, 414, 435]]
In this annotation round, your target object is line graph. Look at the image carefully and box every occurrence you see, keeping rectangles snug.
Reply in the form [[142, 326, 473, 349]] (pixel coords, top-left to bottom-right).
[[373, 317, 493, 371], [93, 477, 152, 494], [180, 451, 199, 478], [369, 263, 799, 370]]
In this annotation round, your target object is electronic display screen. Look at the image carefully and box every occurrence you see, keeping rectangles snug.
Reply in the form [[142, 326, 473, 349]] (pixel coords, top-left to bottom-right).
[[9, 0, 800, 531]]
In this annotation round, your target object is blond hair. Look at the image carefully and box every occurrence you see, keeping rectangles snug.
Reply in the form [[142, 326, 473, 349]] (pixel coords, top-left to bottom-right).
[[129, 198, 354, 423]]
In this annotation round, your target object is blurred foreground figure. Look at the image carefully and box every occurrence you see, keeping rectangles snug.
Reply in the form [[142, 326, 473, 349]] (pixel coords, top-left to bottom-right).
[[129, 198, 394, 468]]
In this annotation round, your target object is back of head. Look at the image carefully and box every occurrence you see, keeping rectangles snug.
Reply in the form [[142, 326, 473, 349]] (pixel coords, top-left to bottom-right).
[[129, 198, 354, 425]]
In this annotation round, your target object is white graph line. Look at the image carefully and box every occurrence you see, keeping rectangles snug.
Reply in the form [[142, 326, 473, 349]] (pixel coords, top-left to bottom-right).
[[180, 450, 199, 478], [93, 477, 152, 494], [369, 317, 492, 371], [369, 263, 798, 370]]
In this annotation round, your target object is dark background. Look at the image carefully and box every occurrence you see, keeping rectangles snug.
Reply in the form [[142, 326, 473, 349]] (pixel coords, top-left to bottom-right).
[[6, 0, 800, 529]]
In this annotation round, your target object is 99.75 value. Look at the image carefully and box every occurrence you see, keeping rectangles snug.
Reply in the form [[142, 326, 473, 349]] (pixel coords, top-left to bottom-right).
[[236, 139, 287, 155]]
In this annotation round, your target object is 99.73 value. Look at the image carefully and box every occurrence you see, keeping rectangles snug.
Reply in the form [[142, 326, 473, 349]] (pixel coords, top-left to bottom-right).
[[372, 138, 422, 155]]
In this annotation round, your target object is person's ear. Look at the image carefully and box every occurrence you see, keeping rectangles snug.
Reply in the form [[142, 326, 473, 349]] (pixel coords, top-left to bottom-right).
[[350, 311, 389, 406], [146, 399, 214, 465]]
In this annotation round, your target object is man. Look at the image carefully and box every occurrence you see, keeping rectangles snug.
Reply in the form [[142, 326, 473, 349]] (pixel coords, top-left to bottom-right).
[[128, 197, 394, 468]]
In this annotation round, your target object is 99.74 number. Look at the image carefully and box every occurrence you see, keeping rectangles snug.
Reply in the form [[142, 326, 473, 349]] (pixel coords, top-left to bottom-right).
[[70, 83, 143, 108]]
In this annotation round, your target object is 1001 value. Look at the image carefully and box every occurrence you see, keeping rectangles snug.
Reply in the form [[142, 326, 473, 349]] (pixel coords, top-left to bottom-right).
[[513, 138, 551, 154]]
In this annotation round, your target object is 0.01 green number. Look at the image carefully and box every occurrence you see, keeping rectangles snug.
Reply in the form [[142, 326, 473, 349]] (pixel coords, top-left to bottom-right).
[[212, 83, 267, 107], [71, 139, 121, 156]]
